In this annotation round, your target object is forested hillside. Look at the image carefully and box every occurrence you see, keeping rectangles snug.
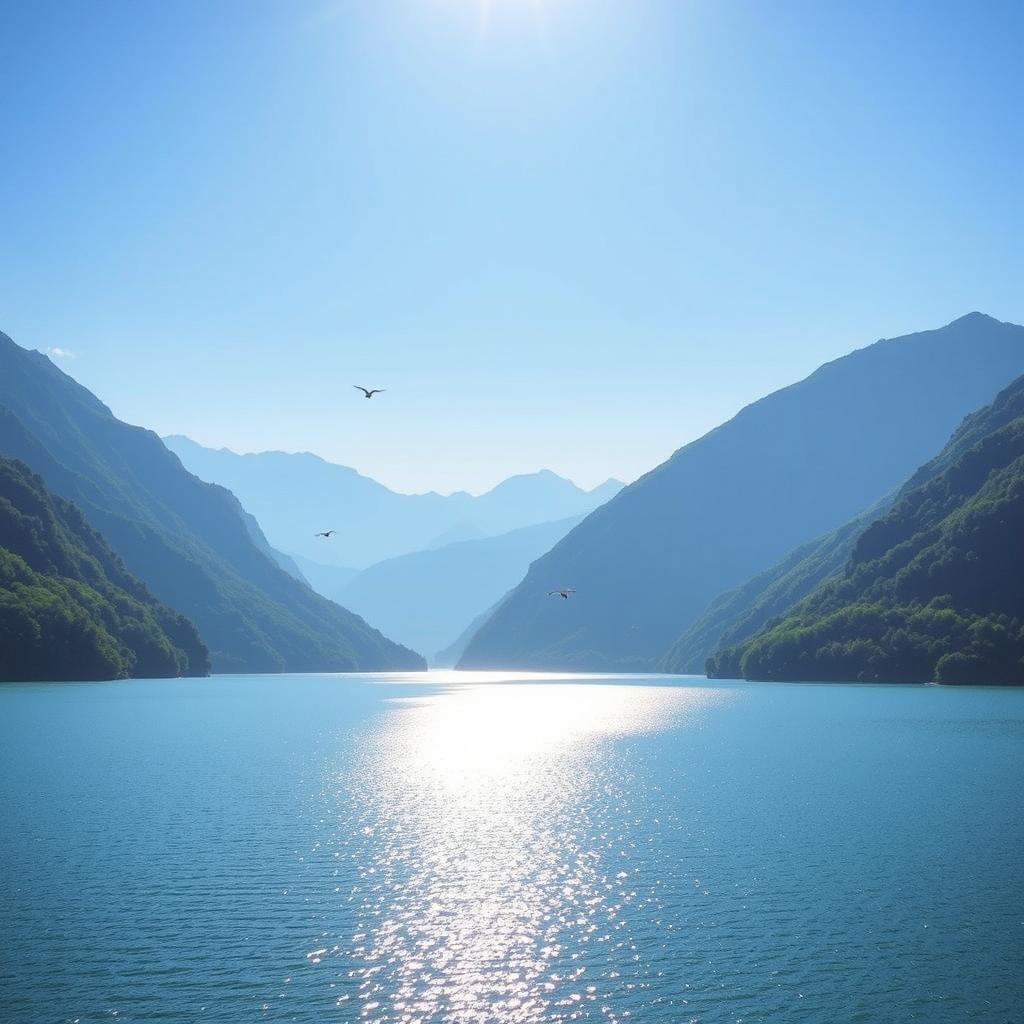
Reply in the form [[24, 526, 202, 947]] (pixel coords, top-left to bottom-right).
[[0, 457, 208, 681], [708, 375, 1024, 684]]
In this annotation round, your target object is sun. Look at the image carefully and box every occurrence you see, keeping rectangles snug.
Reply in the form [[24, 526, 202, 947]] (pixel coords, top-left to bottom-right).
[[472, 0, 551, 46]]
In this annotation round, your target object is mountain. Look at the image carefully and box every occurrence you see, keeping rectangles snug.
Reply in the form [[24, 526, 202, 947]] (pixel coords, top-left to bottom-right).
[[433, 603, 499, 668], [659, 497, 894, 673], [287, 554, 359, 596], [426, 523, 488, 549], [163, 435, 623, 569], [708, 373, 1024, 684], [458, 314, 1024, 671], [0, 456, 209, 681], [238, 508, 308, 582], [335, 516, 584, 660], [0, 333, 424, 673]]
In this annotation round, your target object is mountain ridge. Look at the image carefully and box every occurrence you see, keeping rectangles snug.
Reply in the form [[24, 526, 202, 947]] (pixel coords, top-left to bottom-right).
[[459, 313, 1024, 672], [164, 433, 623, 569]]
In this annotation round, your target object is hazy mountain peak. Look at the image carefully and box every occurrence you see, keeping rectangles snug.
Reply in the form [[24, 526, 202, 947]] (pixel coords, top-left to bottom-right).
[[949, 310, 1000, 327], [481, 469, 578, 492], [591, 477, 626, 497]]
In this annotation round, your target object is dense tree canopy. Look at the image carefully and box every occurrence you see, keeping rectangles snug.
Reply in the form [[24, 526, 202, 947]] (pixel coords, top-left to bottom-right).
[[0, 457, 209, 681]]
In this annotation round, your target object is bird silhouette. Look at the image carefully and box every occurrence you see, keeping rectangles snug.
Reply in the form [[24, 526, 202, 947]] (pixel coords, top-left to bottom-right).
[[547, 588, 576, 599], [315, 530, 337, 538], [353, 386, 385, 399]]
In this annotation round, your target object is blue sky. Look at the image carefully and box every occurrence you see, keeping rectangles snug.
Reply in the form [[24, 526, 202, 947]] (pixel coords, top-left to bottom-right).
[[1, 0, 1021, 493]]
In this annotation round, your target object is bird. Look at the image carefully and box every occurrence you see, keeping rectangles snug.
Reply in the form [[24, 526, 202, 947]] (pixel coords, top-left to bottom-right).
[[353, 385, 385, 399], [315, 530, 337, 539], [547, 588, 576, 599]]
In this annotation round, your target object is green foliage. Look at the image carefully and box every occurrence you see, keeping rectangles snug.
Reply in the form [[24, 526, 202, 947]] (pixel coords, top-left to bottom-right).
[[711, 599, 1024, 684], [0, 457, 210, 681], [709, 376, 1024, 685]]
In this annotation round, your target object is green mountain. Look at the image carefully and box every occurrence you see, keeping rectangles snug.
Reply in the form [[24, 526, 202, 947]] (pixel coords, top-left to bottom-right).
[[0, 333, 424, 673], [459, 313, 1024, 672], [0, 457, 208, 681], [708, 374, 1024, 684], [659, 497, 893, 673]]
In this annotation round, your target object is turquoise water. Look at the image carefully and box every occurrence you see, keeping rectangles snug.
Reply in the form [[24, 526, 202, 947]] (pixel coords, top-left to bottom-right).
[[1, 673, 1022, 1023]]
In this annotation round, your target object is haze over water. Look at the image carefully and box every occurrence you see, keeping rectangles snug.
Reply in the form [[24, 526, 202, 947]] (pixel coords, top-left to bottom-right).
[[1, 673, 1021, 1023]]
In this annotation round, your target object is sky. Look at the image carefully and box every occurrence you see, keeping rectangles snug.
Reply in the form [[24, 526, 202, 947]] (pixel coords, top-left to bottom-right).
[[1, 0, 1022, 494]]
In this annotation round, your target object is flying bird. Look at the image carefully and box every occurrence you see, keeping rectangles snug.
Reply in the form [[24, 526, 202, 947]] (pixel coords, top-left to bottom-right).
[[353, 386, 385, 399], [548, 588, 576, 600], [315, 530, 337, 539]]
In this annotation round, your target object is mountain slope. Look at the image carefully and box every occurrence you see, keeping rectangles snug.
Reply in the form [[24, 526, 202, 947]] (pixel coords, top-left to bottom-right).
[[0, 333, 424, 673], [708, 374, 1024, 684], [288, 554, 359, 596], [433, 603, 499, 668], [459, 314, 1024, 671], [659, 497, 894, 673], [336, 516, 584, 659], [164, 435, 623, 569], [0, 457, 209, 681]]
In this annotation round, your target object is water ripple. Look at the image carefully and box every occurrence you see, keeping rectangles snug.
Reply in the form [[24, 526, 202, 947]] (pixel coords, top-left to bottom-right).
[[1, 674, 1022, 1023]]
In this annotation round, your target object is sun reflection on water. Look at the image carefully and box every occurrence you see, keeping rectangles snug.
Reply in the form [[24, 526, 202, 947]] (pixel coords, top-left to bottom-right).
[[329, 681, 726, 1023]]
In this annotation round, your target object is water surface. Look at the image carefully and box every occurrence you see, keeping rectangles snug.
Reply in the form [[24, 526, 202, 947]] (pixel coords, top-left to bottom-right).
[[1, 672, 1022, 1023]]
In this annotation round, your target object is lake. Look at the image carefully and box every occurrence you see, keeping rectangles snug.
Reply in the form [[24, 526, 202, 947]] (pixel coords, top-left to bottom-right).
[[1, 672, 1022, 1023]]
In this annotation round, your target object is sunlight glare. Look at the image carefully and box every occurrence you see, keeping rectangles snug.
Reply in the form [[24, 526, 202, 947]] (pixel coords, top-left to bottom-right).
[[334, 682, 728, 1022]]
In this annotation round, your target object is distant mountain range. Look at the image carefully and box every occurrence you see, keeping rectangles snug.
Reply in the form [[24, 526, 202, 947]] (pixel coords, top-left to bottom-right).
[[0, 456, 209, 681], [0, 332, 424, 674], [459, 314, 1024, 671], [707, 373, 1024, 684], [334, 515, 585, 661], [163, 435, 623, 569]]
